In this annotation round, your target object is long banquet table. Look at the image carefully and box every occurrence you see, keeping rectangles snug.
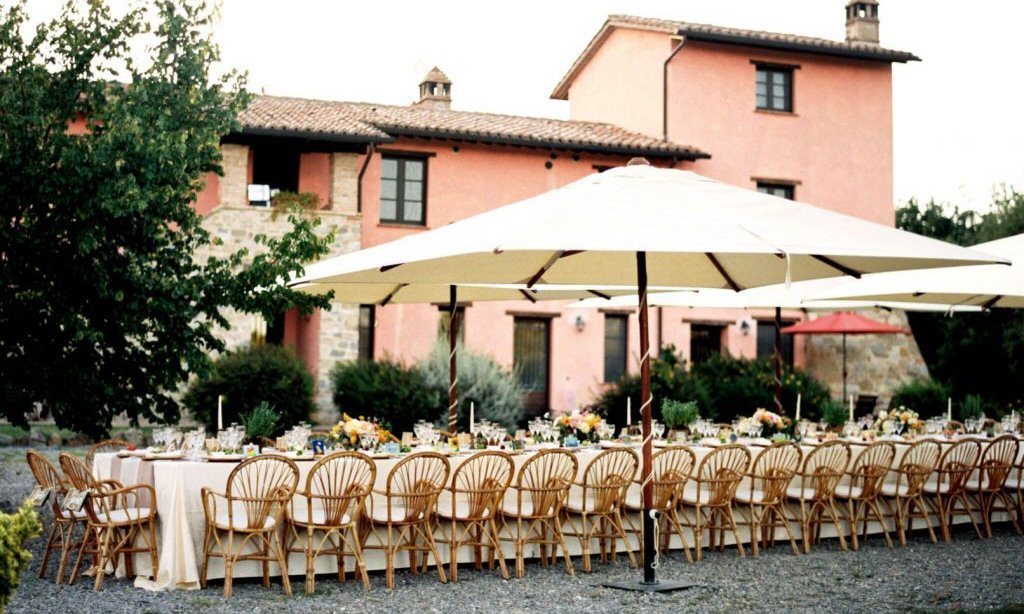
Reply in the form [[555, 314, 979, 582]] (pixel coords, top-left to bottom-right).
[[93, 435, 1023, 591]]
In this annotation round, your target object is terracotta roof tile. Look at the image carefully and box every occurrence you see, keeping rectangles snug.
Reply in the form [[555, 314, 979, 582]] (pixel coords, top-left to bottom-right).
[[551, 14, 920, 100], [237, 95, 707, 159]]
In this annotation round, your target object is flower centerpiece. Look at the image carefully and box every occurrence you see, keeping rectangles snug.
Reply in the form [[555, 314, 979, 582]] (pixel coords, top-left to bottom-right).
[[874, 406, 921, 436], [329, 413, 392, 450], [737, 408, 792, 439], [554, 409, 605, 443]]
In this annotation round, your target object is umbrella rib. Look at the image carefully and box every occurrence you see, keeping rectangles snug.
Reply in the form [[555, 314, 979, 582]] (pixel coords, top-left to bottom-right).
[[525, 250, 584, 288], [518, 289, 538, 303], [705, 253, 742, 291], [981, 295, 1003, 310], [379, 283, 407, 306], [586, 289, 612, 300], [380, 263, 403, 273], [811, 255, 862, 278]]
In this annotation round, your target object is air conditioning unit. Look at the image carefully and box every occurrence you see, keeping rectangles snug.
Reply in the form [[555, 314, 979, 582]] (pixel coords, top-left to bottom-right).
[[247, 184, 271, 206]]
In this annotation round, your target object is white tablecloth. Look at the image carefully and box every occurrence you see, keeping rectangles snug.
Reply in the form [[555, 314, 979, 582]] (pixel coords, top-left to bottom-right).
[[94, 435, 1022, 591]]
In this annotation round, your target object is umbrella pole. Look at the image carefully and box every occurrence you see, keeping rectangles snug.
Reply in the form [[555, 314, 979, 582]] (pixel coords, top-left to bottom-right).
[[603, 251, 693, 593], [774, 307, 783, 414], [842, 332, 848, 405], [448, 285, 459, 434]]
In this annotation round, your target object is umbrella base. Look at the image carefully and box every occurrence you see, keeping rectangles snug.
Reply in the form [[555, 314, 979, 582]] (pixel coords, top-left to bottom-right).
[[601, 579, 699, 593]]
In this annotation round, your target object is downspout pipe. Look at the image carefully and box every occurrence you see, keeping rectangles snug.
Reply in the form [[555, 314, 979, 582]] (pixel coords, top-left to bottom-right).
[[662, 36, 687, 142], [356, 142, 376, 214]]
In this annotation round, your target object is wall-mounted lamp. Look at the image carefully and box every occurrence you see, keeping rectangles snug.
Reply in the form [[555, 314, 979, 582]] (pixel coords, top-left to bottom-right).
[[740, 320, 751, 336], [574, 314, 586, 332]]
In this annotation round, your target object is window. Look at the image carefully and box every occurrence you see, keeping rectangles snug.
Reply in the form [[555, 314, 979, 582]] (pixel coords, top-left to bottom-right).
[[514, 318, 551, 415], [757, 182, 795, 200], [755, 66, 792, 112], [755, 320, 794, 366], [380, 156, 426, 225], [603, 314, 628, 383], [358, 305, 375, 361], [437, 305, 465, 344], [689, 324, 723, 365], [250, 144, 300, 206]]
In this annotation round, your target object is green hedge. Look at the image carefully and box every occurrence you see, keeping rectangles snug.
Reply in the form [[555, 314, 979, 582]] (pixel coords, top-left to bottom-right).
[[183, 344, 314, 435], [0, 502, 42, 611], [594, 346, 831, 425], [419, 341, 524, 431], [330, 358, 438, 434]]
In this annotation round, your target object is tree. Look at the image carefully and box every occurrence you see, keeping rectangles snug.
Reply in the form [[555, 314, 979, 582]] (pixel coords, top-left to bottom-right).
[[0, 1, 333, 438], [896, 188, 1024, 414]]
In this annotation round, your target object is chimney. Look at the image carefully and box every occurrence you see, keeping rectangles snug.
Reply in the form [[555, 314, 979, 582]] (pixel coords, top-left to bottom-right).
[[845, 0, 880, 44], [415, 67, 452, 109]]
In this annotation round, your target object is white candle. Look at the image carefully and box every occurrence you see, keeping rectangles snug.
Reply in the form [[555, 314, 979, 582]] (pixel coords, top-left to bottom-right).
[[626, 397, 632, 426], [470, 401, 475, 434], [849, 395, 854, 422], [217, 395, 223, 431], [947, 397, 953, 422], [795, 393, 801, 422]]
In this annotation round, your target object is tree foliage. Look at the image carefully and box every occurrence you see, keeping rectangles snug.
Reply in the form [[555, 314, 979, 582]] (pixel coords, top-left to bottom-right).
[[0, 1, 333, 438], [419, 341, 525, 431], [896, 189, 1024, 414], [330, 359, 439, 435]]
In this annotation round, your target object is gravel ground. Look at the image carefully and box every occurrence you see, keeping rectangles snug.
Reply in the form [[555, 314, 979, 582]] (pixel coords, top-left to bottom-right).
[[3, 446, 1023, 613]]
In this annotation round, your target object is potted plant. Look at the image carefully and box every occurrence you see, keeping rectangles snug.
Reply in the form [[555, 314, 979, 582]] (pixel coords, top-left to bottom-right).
[[661, 399, 699, 440], [242, 402, 280, 451]]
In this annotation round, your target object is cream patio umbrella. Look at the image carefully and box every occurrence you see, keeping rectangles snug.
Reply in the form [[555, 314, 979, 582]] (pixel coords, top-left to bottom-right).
[[807, 233, 1024, 308], [570, 279, 979, 414], [289, 161, 1003, 591]]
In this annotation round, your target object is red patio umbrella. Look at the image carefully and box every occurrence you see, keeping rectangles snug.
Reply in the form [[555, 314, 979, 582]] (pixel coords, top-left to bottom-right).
[[782, 312, 906, 402]]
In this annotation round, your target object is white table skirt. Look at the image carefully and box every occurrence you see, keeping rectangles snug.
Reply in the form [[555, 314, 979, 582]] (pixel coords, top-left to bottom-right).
[[93, 435, 1023, 591]]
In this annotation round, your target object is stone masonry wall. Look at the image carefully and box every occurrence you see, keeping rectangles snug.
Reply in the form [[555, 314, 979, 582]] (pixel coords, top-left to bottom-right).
[[802, 309, 930, 407], [196, 147, 364, 423]]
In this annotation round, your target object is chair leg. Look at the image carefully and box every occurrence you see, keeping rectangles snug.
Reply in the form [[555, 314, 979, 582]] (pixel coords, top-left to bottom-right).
[[552, 515, 575, 576], [305, 526, 316, 594], [272, 530, 292, 596], [420, 522, 448, 584], [489, 518, 509, 580], [93, 527, 112, 592], [579, 514, 591, 573], [38, 522, 59, 579]]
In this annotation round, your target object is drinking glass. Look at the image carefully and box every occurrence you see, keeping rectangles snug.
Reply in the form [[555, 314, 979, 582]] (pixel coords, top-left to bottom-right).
[[359, 431, 378, 451]]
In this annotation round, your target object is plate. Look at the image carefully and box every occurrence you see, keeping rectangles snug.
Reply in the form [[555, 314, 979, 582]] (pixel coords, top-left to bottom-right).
[[149, 451, 183, 460]]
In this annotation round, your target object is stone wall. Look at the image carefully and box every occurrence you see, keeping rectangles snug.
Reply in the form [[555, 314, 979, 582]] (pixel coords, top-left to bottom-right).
[[802, 309, 929, 407], [197, 205, 362, 422]]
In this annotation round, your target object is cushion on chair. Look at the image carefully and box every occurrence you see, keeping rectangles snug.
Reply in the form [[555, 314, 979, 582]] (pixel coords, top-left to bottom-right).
[[833, 485, 864, 499], [879, 483, 910, 497], [289, 506, 351, 527], [58, 508, 88, 520], [214, 510, 275, 530], [500, 488, 560, 517], [436, 494, 492, 520], [367, 493, 423, 523], [680, 483, 712, 506], [922, 480, 951, 495], [733, 487, 767, 504], [1005, 476, 1021, 490], [96, 507, 151, 525], [565, 488, 602, 514]]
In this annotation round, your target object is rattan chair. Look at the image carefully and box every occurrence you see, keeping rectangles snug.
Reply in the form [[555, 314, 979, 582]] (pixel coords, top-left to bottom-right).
[[362, 451, 450, 589], [85, 439, 129, 472], [679, 444, 751, 561], [835, 440, 896, 550], [284, 451, 375, 593], [435, 451, 513, 582], [498, 449, 578, 578], [786, 440, 852, 554], [200, 455, 299, 597], [27, 450, 85, 583], [880, 439, 941, 546], [59, 452, 158, 591], [924, 439, 983, 541], [945, 421, 966, 434], [623, 445, 696, 563], [735, 442, 802, 556], [563, 448, 639, 572], [965, 435, 1022, 537]]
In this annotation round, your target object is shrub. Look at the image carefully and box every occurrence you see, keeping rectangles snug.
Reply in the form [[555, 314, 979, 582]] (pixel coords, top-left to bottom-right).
[[691, 355, 831, 424], [959, 394, 986, 420], [594, 348, 832, 426], [661, 399, 699, 429], [330, 358, 438, 435], [595, 345, 713, 425], [820, 399, 848, 427], [890, 379, 950, 417], [183, 344, 314, 436], [0, 501, 42, 611], [419, 341, 524, 431]]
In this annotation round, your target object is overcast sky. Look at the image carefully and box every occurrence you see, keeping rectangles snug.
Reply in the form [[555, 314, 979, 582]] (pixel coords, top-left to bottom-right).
[[23, 0, 1024, 211]]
